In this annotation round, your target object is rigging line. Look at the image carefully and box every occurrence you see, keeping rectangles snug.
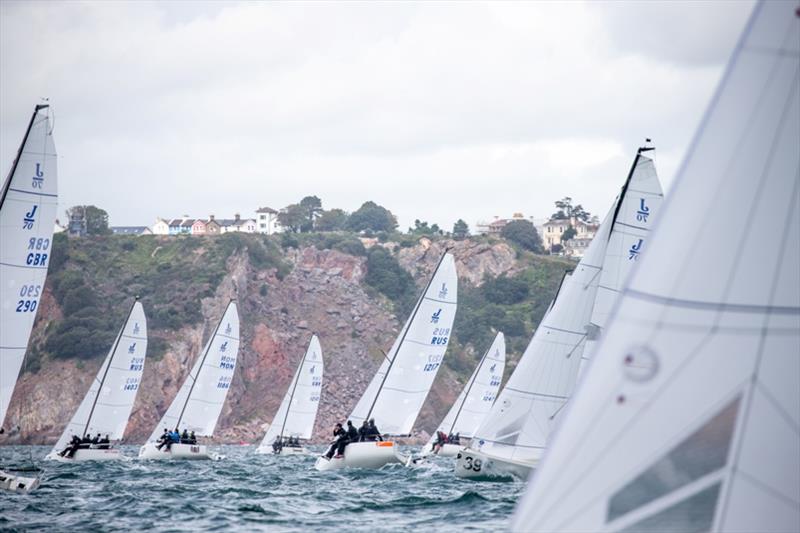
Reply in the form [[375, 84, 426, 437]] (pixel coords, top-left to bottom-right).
[[82, 298, 138, 437], [447, 336, 495, 436], [364, 250, 450, 422], [277, 337, 312, 442], [564, 333, 588, 359], [609, 150, 643, 236], [176, 300, 233, 430], [0, 105, 47, 210]]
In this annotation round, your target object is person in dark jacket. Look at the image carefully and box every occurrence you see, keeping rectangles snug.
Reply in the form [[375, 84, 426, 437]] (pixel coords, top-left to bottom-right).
[[324, 423, 346, 459], [156, 428, 170, 450], [345, 420, 359, 443], [60, 434, 82, 458], [358, 420, 370, 442], [189, 431, 197, 445], [181, 429, 189, 443], [82, 433, 92, 444], [272, 435, 283, 454], [367, 419, 383, 441]]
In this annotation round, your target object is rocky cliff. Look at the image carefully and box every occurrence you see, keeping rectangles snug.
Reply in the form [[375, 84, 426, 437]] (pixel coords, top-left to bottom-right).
[[2, 233, 571, 445]]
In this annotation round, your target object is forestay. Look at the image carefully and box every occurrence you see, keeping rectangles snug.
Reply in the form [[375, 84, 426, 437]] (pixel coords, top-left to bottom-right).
[[349, 253, 457, 435], [147, 301, 239, 441], [426, 331, 505, 447], [468, 206, 614, 465], [0, 105, 58, 427], [258, 335, 323, 449], [513, 3, 800, 532], [583, 152, 664, 367], [47, 301, 148, 457]]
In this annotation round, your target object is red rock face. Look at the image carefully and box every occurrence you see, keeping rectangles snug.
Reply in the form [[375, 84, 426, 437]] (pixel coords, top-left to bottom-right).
[[2, 241, 524, 445]]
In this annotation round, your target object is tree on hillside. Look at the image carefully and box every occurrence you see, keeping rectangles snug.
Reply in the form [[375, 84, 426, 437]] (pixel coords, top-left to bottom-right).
[[500, 219, 543, 253], [561, 225, 577, 243], [316, 208, 349, 231], [346, 201, 398, 233], [552, 197, 591, 222], [299, 195, 323, 231], [452, 219, 469, 240], [66, 205, 111, 236], [277, 204, 307, 233], [408, 219, 441, 236]]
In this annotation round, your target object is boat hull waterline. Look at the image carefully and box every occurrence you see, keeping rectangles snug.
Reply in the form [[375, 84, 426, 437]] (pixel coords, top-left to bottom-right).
[[138, 442, 218, 461], [314, 441, 405, 471], [46, 447, 126, 462], [454, 449, 534, 481]]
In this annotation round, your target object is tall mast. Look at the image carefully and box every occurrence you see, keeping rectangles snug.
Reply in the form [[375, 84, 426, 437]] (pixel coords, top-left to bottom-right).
[[81, 297, 138, 437], [277, 336, 313, 441], [0, 104, 48, 210], [365, 250, 450, 424], [446, 335, 495, 437], [610, 142, 655, 233], [175, 300, 234, 429]]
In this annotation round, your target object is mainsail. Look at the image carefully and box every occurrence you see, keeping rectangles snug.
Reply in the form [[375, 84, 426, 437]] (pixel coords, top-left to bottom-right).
[[257, 335, 323, 449], [582, 150, 664, 367], [0, 104, 58, 427], [47, 300, 148, 457], [513, 3, 799, 532], [349, 252, 458, 435], [467, 206, 614, 465], [147, 301, 239, 441], [425, 331, 505, 447]]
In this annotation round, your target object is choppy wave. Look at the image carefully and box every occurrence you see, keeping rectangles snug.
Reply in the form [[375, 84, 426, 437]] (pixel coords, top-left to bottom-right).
[[0, 445, 524, 532]]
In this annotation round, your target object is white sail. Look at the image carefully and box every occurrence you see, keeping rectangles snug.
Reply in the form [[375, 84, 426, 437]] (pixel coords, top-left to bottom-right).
[[513, 3, 799, 532], [257, 335, 323, 449], [47, 301, 147, 456], [467, 206, 614, 465], [147, 301, 239, 441], [425, 331, 505, 448], [0, 105, 58, 427], [349, 253, 458, 435], [583, 152, 664, 367]]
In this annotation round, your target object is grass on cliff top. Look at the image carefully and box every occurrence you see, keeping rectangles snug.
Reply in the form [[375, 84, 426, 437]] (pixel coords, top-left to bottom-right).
[[33, 233, 290, 369]]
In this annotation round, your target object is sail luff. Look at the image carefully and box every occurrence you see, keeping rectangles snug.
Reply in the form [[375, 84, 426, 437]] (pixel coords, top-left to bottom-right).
[[175, 300, 231, 429], [0, 104, 58, 427], [81, 298, 138, 436], [277, 343, 307, 441], [364, 250, 450, 424]]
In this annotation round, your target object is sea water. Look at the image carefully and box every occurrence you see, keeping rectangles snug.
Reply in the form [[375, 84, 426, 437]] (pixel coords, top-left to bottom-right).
[[0, 445, 524, 531]]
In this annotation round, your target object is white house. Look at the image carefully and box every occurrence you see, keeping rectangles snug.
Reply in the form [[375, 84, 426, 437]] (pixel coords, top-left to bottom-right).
[[151, 217, 170, 235], [255, 206, 281, 235]]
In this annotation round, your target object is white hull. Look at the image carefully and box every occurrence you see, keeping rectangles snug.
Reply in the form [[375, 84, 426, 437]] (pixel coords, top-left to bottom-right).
[[420, 443, 461, 458], [454, 448, 535, 481], [46, 447, 125, 462], [0, 469, 40, 493], [314, 441, 404, 471], [138, 442, 212, 460], [255, 445, 309, 456]]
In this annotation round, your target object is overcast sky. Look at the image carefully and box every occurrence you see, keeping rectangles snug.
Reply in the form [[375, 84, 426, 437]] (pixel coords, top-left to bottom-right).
[[1, 1, 754, 230]]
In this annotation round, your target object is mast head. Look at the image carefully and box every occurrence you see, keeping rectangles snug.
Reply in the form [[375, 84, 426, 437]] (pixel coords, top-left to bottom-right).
[[638, 138, 655, 154]]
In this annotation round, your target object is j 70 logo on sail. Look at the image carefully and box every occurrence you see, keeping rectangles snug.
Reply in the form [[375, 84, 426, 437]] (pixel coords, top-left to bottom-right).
[[636, 198, 650, 223], [629, 239, 644, 260], [438, 283, 448, 299], [430, 309, 442, 324], [22, 205, 37, 230], [128, 343, 136, 354], [32, 163, 44, 189], [225, 323, 232, 335]]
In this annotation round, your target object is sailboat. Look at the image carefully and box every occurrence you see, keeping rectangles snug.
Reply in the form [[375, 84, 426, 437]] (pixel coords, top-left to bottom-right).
[[45, 299, 147, 462], [315, 251, 458, 471], [512, 2, 799, 531], [0, 104, 58, 493], [418, 331, 505, 458], [139, 301, 239, 460], [455, 147, 663, 480], [255, 334, 323, 455]]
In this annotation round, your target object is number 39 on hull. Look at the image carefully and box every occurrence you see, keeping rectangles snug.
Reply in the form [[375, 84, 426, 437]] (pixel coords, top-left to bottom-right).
[[454, 448, 535, 481]]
